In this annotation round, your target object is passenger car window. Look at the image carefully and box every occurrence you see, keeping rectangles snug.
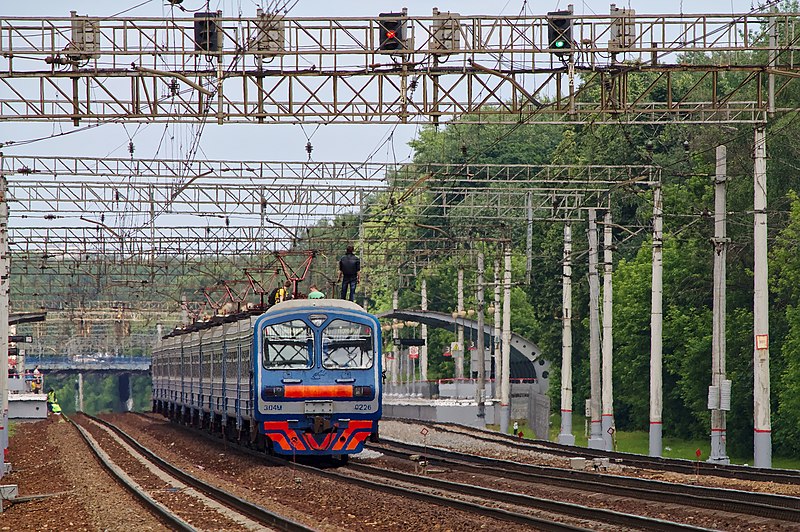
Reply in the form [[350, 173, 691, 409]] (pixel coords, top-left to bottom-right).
[[322, 320, 373, 370], [263, 319, 313, 369]]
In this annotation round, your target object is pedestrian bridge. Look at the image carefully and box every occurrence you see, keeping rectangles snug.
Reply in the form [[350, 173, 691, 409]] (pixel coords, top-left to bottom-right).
[[377, 309, 550, 396], [23, 356, 151, 374]]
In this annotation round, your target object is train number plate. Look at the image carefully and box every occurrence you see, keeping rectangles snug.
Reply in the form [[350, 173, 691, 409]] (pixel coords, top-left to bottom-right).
[[304, 401, 333, 414]]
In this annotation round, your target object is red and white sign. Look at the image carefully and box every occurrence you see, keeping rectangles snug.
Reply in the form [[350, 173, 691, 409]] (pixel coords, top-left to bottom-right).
[[755, 334, 769, 350], [409, 346, 419, 359], [443, 350, 452, 357]]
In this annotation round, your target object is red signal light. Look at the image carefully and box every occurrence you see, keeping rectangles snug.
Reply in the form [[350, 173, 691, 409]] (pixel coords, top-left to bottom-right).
[[386, 30, 396, 39]]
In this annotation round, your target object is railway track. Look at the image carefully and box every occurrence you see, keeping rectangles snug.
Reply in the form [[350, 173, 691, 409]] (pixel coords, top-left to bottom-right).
[[128, 412, 730, 530], [343, 459, 711, 531], [398, 419, 800, 485], [125, 413, 613, 530], [71, 414, 313, 532], [369, 437, 800, 525]]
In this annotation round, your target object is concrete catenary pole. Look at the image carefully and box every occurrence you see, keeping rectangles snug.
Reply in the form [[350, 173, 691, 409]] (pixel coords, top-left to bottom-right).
[[649, 185, 664, 457], [587, 209, 604, 449], [493, 259, 502, 399], [558, 224, 576, 445], [753, 127, 772, 468], [526, 192, 533, 285], [391, 290, 399, 386], [476, 251, 486, 421], [500, 243, 512, 433], [456, 268, 465, 380], [601, 211, 615, 451], [420, 278, 429, 383], [77, 373, 84, 412], [0, 176, 9, 468], [709, 145, 730, 464]]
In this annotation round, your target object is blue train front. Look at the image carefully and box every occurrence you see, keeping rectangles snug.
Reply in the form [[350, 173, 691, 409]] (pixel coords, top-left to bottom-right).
[[151, 298, 382, 458], [254, 299, 382, 455]]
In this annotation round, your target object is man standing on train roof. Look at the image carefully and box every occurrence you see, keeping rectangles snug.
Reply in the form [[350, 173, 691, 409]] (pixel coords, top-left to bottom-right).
[[308, 284, 325, 299], [338, 245, 361, 301]]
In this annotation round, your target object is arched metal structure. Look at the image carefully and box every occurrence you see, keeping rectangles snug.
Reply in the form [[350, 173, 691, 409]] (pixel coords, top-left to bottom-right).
[[378, 309, 550, 395]]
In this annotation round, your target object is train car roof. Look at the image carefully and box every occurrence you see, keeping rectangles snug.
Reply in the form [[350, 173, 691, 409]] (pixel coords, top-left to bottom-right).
[[162, 299, 373, 339], [264, 298, 368, 314]]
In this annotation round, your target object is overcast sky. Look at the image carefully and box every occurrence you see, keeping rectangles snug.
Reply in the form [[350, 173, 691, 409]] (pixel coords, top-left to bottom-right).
[[0, 0, 768, 165]]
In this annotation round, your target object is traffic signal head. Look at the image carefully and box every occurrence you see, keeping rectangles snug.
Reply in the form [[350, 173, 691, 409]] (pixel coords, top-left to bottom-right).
[[378, 12, 407, 52], [194, 11, 220, 52], [547, 10, 572, 55]]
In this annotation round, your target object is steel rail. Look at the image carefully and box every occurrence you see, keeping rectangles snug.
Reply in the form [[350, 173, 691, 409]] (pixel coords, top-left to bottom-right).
[[129, 412, 591, 531], [413, 419, 800, 485], [371, 437, 800, 523], [81, 414, 314, 532], [346, 461, 711, 532], [66, 415, 196, 531]]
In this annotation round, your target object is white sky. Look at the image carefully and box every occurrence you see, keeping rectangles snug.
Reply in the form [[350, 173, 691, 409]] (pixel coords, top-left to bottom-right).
[[0, 0, 767, 165]]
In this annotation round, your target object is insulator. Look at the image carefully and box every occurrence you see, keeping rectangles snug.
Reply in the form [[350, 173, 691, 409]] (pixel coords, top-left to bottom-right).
[[128, 141, 135, 156], [305, 141, 313, 158]]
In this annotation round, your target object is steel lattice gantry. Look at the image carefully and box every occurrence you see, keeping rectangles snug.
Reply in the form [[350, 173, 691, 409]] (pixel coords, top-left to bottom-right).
[[0, 11, 797, 124], [1, 154, 659, 308]]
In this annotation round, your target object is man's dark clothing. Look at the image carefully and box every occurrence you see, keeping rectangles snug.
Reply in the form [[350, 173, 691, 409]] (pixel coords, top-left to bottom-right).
[[339, 252, 360, 301], [341, 277, 358, 301]]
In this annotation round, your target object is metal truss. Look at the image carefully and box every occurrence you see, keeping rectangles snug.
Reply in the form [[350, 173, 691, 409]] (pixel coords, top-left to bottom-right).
[[3, 155, 658, 312], [2, 155, 657, 235], [0, 11, 796, 124]]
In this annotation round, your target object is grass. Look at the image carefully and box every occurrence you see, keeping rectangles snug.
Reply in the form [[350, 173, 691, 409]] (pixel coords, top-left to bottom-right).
[[500, 414, 800, 470]]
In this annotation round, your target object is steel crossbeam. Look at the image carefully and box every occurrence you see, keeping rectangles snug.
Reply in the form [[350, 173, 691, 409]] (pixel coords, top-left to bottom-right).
[[2, 156, 656, 228], [0, 12, 796, 124], [3, 155, 658, 311]]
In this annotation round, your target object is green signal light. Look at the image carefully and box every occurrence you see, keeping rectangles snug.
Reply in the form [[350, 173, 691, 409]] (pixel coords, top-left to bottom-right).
[[554, 40, 566, 48]]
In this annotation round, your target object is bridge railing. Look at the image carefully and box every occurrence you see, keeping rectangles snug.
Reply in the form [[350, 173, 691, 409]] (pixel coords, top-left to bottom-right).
[[23, 355, 151, 371]]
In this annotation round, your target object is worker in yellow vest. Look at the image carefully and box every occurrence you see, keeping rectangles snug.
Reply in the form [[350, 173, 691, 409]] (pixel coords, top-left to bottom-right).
[[47, 388, 57, 413]]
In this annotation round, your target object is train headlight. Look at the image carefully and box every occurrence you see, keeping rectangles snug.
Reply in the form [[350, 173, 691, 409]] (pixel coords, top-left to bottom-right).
[[261, 386, 285, 400], [353, 385, 374, 399]]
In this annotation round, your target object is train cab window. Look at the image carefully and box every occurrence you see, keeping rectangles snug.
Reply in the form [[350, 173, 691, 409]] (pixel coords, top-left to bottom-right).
[[322, 320, 374, 370], [263, 320, 314, 369]]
